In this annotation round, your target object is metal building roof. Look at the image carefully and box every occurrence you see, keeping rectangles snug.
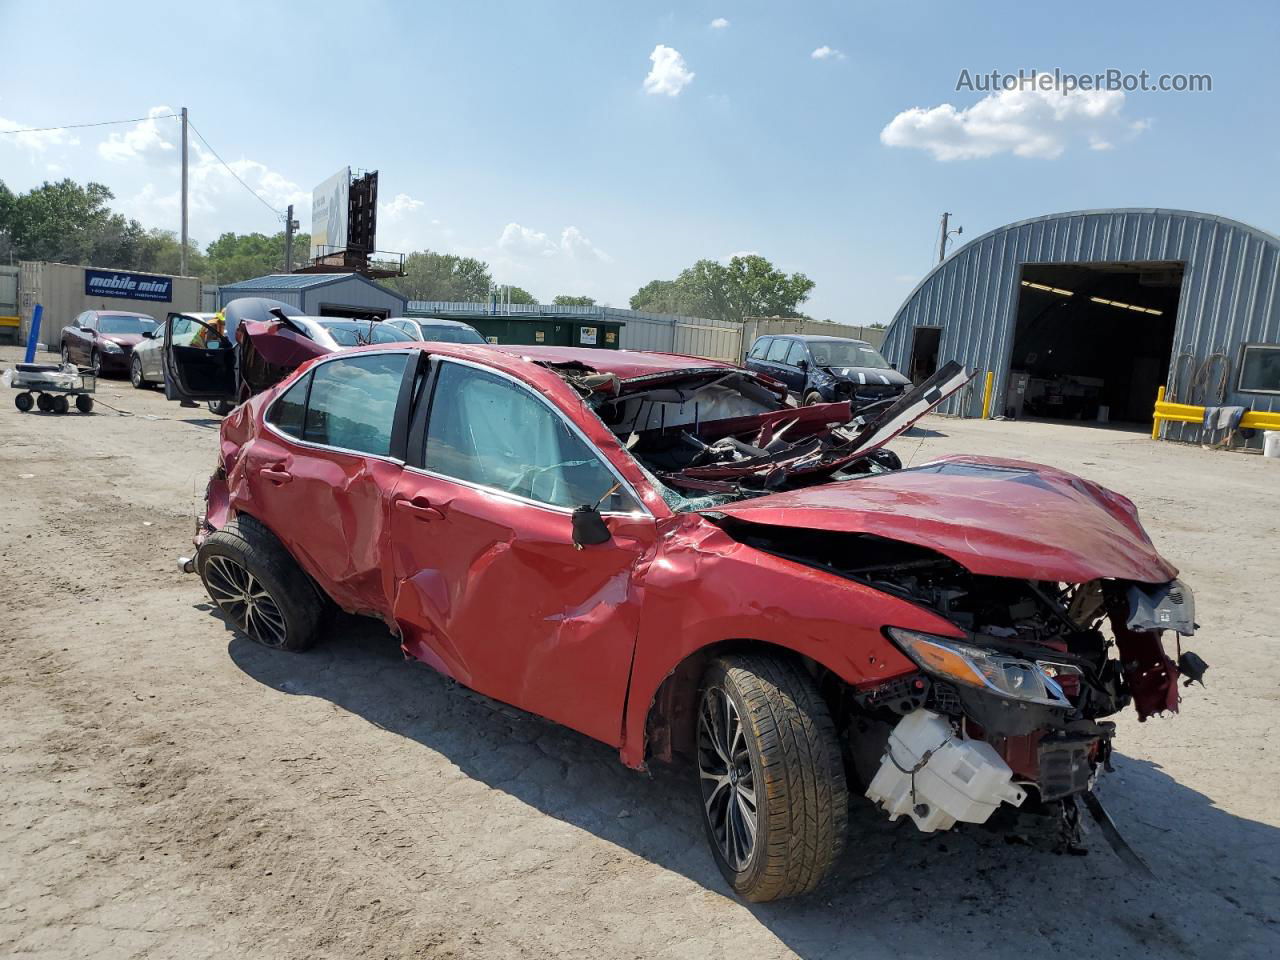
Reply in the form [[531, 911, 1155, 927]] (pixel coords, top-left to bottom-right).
[[221, 273, 365, 291], [881, 208, 1280, 420]]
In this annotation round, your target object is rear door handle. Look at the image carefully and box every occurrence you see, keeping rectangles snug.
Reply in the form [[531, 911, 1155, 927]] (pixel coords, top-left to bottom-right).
[[393, 495, 444, 521], [259, 464, 293, 484]]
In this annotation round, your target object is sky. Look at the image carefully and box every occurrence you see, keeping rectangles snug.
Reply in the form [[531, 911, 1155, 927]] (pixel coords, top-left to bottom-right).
[[2, 0, 1277, 321]]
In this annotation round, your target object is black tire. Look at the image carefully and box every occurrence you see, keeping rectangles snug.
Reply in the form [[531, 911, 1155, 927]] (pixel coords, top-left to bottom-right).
[[803, 391, 824, 406], [90, 349, 102, 377], [207, 399, 234, 416], [60, 344, 71, 365], [75, 394, 94, 413], [15, 392, 33, 412], [36, 393, 53, 412], [696, 654, 848, 902], [130, 355, 148, 389], [52, 395, 69, 414], [197, 516, 322, 652]]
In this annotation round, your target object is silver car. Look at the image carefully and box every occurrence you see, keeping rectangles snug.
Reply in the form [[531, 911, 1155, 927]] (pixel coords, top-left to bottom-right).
[[131, 312, 218, 388]]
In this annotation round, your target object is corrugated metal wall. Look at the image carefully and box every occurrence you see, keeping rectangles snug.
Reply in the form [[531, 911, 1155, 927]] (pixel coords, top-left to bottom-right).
[[17, 261, 202, 348], [881, 209, 1280, 425]]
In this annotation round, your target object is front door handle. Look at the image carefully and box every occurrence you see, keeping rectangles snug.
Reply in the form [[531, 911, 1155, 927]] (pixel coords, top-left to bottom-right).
[[259, 464, 293, 484], [393, 495, 444, 521]]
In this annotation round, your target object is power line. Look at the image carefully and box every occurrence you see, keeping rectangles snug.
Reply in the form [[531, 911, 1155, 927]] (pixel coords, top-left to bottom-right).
[[0, 113, 179, 135], [185, 117, 285, 220]]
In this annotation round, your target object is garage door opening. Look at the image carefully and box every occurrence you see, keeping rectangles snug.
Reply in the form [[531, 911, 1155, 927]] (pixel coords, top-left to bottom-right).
[[909, 326, 942, 385], [1007, 262, 1182, 423]]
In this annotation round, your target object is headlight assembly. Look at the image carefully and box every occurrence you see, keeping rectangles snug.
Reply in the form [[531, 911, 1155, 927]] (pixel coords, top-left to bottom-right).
[[101, 340, 123, 353], [886, 628, 1069, 707]]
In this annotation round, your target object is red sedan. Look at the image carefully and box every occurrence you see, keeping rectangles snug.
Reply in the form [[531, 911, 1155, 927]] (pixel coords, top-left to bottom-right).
[[164, 323, 1205, 901], [60, 309, 157, 376]]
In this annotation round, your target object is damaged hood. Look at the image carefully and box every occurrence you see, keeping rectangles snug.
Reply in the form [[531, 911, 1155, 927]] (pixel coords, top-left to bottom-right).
[[705, 455, 1178, 584]]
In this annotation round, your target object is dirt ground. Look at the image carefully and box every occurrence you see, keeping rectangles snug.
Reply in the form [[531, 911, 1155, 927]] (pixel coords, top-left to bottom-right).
[[1, 342, 1277, 960]]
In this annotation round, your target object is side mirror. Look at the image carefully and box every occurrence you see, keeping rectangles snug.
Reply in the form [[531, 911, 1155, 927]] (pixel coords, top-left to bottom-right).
[[80, 325, 94, 332], [889, 362, 897, 370], [143, 330, 156, 339], [571, 504, 612, 549], [796, 359, 808, 370]]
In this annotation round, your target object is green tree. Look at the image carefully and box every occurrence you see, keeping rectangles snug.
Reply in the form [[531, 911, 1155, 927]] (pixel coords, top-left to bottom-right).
[[553, 294, 596, 306], [504, 285, 537, 304], [205, 230, 311, 284], [0, 178, 149, 267], [630, 255, 814, 322], [385, 251, 493, 301]]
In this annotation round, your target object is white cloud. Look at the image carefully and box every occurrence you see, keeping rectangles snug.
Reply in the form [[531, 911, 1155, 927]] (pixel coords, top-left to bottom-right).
[[643, 44, 694, 97], [721, 250, 760, 262], [0, 115, 80, 153], [499, 223, 610, 263], [811, 46, 845, 61], [710, 17, 729, 29], [98, 106, 178, 164], [880, 85, 1149, 161], [380, 192, 425, 220]]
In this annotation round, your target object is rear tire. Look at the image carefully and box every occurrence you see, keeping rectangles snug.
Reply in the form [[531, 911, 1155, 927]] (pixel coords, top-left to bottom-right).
[[696, 654, 848, 902], [208, 399, 235, 416], [197, 516, 323, 652]]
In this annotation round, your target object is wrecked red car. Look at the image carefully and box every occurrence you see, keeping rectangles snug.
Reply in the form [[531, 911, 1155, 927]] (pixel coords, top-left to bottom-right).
[[166, 332, 1206, 902]]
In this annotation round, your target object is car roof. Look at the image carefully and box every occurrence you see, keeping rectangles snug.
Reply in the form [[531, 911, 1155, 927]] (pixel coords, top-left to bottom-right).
[[94, 310, 155, 318]]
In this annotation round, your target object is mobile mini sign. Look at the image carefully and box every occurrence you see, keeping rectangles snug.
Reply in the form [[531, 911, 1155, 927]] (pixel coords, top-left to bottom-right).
[[84, 269, 173, 303]]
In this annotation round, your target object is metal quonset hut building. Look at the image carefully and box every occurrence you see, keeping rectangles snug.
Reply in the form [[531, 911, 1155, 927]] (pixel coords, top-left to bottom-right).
[[216, 273, 406, 320], [881, 209, 1280, 433]]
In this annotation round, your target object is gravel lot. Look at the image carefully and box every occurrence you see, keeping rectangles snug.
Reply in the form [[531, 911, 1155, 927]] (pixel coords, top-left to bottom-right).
[[2, 343, 1277, 959]]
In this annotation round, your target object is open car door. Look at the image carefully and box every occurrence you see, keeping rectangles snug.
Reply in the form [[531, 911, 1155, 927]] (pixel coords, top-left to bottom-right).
[[162, 313, 236, 403]]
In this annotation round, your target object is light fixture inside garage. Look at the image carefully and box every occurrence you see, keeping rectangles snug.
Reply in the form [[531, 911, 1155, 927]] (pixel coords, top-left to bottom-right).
[[1089, 296, 1164, 316], [1020, 280, 1074, 296]]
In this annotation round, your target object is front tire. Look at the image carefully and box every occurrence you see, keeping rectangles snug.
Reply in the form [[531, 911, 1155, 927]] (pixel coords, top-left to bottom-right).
[[90, 349, 102, 377], [803, 391, 824, 406], [61, 344, 72, 365], [197, 516, 323, 652], [697, 654, 848, 901]]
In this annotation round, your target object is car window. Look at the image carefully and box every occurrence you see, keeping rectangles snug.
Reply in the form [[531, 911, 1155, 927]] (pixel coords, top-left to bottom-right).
[[424, 361, 635, 511], [266, 372, 310, 439], [170, 316, 198, 346], [786, 341, 808, 366], [82, 313, 97, 330], [301, 353, 409, 456], [766, 338, 792, 363], [747, 338, 772, 360]]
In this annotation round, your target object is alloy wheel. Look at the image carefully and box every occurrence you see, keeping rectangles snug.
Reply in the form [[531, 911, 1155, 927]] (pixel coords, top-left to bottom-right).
[[698, 686, 759, 872], [61, 345, 71, 365], [203, 555, 288, 647], [91, 350, 102, 376], [130, 356, 143, 387]]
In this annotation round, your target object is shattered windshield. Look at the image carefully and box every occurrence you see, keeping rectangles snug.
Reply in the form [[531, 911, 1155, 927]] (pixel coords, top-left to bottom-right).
[[808, 342, 891, 369], [564, 361, 972, 511]]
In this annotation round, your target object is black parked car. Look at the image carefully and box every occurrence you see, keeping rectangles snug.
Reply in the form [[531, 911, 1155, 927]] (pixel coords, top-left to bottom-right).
[[744, 334, 910, 408]]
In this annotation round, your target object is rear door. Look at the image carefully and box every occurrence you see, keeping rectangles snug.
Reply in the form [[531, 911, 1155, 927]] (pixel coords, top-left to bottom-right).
[[162, 314, 236, 402], [241, 349, 420, 617]]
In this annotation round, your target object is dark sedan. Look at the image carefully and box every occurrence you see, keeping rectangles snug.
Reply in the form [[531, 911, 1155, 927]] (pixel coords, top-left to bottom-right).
[[60, 310, 157, 376], [745, 334, 910, 408]]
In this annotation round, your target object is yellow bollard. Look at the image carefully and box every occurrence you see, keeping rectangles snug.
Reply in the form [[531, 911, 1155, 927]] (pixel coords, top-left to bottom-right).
[[981, 370, 994, 420], [1151, 385, 1166, 440]]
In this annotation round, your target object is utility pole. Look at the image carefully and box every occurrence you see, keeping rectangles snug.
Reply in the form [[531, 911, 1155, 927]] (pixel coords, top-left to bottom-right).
[[284, 204, 298, 273], [939, 211, 963, 263], [180, 107, 189, 276]]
